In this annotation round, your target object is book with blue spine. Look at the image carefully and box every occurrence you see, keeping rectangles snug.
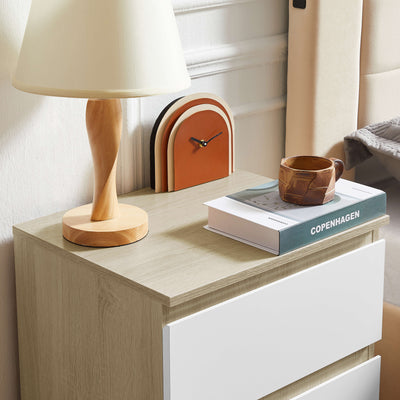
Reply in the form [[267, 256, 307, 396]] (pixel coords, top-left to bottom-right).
[[205, 179, 386, 255]]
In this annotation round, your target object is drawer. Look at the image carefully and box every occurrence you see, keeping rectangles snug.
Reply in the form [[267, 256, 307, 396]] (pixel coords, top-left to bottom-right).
[[291, 356, 381, 400], [163, 240, 385, 400]]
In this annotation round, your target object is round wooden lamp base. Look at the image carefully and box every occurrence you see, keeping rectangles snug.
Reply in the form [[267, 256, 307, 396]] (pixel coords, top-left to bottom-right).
[[62, 203, 148, 247]]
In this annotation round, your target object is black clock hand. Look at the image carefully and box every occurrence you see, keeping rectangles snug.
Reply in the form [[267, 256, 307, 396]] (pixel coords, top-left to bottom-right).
[[203, 131, 222, 145], [191, 137, 208, 148], [190, 137, 203, 145], [191, 131, 222, 148]]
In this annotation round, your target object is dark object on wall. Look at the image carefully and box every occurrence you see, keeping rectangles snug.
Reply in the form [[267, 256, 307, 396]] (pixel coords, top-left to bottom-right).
[[293, 0, 306, 9]]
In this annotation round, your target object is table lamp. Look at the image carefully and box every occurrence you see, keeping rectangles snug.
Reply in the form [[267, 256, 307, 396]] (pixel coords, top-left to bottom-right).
[[13, 0, 190, 247]]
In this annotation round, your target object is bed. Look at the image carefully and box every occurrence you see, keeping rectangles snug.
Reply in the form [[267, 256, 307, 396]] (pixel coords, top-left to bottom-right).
[[285, 0, 400, 182]]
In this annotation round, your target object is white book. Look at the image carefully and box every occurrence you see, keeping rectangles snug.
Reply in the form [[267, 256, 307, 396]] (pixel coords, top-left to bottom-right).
[[205, 179, 386, 255]]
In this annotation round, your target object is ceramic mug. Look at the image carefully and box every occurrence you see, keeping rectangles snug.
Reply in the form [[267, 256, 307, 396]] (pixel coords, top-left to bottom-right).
[[279, 156, 344, 206]]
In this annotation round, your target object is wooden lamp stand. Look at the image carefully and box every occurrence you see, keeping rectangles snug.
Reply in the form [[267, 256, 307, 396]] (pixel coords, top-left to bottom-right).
[[62, 99, 148, 247]]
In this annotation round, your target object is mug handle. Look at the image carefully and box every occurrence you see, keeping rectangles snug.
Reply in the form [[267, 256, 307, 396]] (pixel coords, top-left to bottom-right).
[[330, 158, 344, 181]]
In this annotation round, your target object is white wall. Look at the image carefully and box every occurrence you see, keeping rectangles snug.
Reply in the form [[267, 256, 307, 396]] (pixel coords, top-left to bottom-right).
[[142, 0, 288, 184], [0, 1, 288, 398]]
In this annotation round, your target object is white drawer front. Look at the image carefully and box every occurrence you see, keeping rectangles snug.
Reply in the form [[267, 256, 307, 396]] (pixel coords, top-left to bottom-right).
[[291, 356, 381, 400], [163, 240, 385, 400]]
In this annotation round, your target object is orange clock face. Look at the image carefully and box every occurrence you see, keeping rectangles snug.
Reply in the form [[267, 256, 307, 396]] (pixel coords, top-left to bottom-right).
[[159, 98, 233, 193], [151, 93, 234, 192], [150, 93, 234, 192], [167, 105, 231, 191]]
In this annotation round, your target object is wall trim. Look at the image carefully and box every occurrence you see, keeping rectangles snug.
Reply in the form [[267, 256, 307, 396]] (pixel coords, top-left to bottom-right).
[[185, 34, 287, 79], [173, 0, 261, 14], [117, 99, 144, 194], [232, 96, 287, 119]]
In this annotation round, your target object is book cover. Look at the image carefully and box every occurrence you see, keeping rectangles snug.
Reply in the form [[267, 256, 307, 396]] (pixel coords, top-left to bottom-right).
[[205, 179, 386, 255]]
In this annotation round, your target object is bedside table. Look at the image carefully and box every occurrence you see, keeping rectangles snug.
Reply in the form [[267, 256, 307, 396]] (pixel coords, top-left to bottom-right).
[[14, 171, 388, 400]]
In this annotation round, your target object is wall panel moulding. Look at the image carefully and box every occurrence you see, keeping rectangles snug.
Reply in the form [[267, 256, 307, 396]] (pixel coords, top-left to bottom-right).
[[185, 34, 288, 79], [232, 97, 287, 119], [117, 99, 144, 193], [173, 0, 260, 14]]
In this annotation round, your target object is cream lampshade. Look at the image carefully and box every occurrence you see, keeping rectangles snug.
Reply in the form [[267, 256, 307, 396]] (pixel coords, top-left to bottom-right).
[[13, 0, 190, 247]]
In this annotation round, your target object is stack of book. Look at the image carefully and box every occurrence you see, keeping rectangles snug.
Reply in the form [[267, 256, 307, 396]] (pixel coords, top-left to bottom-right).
[[205, 179, 386, 255]]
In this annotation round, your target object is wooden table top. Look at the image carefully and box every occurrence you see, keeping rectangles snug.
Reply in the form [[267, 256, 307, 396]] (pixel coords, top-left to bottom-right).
[[14, 171, 389, 306]]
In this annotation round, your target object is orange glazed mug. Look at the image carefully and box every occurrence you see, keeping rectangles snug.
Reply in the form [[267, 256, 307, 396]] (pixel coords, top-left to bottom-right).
[[279, 156, 344, 206]]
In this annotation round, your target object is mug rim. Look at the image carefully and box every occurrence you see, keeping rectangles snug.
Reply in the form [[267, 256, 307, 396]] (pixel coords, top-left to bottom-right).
[[281, 155, 333, 173]]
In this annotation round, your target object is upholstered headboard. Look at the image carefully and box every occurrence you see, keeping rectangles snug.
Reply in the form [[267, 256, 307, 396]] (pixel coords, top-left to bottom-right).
[[358, 0, 400, 127], [286, 0, 400, 179]]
